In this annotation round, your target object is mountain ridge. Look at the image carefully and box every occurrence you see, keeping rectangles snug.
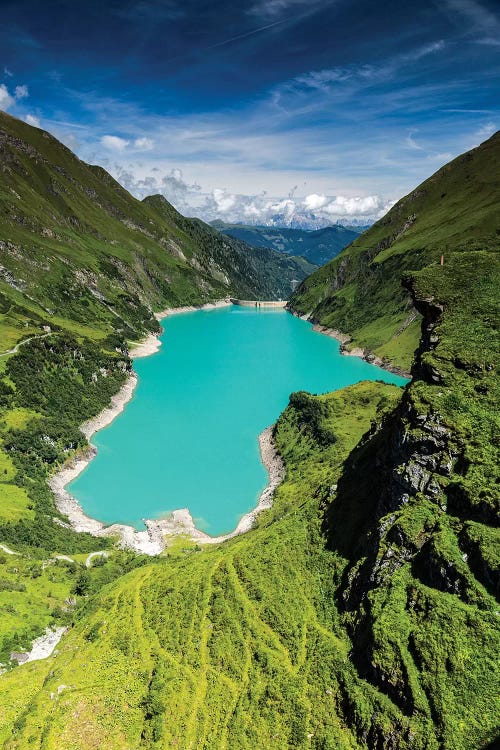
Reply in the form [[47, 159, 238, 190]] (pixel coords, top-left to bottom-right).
[[211, 221, 361, 265], [0, 110, 312, 358], [290, 131, 500, 370]]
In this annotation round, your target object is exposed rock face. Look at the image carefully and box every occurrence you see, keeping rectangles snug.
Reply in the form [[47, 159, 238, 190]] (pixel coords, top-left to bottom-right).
[[323, 270, 499, 747]]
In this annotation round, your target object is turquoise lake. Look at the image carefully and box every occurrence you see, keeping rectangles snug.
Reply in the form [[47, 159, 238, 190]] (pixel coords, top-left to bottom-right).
[[69, 307, 407, 535]]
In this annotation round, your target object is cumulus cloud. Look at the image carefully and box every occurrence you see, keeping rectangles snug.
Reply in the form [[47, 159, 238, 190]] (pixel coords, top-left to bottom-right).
[[160, 168, 201, 207], [211, 188, 237, 213], [111, 165, 201, 211], [3, 67, 13, 77], [14, 84, 28, 99], [134, 137, 154, 150], [314, 194, 387, 216], [25, 114, 40, 127], [303, 193, 329, 210], [197, 188, 393, 227], [0, 82, 29, 110], [100, 134, 130, 151], [100, 135, 154, 152], [0, 83, 14, 110]]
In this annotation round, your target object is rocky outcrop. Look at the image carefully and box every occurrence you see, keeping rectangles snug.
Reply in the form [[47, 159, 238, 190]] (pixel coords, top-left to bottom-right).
[[322, 268, 498, 740]]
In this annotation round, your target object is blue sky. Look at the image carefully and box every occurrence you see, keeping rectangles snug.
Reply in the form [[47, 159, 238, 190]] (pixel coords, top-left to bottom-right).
[[1, 0, 499, 226]]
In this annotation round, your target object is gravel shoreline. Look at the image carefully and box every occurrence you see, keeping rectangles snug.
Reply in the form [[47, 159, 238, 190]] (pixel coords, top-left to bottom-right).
[[165, 425, 285, 546], [49, 299, 284, 555]]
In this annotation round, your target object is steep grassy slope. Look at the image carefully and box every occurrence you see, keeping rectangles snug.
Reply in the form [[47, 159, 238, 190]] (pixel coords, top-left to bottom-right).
[[0, 383, 408, 749], [144, 196, 317, 295], [212, 221, 360, 266], [290, 132, 500, 370], [0, 111, 310, 356]]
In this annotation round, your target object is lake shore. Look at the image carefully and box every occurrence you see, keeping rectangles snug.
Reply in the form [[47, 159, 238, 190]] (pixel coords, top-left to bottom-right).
[[129, 298, 232, 358], [50, 424, 284, 555], [49, 298, 284, 555], [158, 425, 285, 546], [288, 309, 411, 379]]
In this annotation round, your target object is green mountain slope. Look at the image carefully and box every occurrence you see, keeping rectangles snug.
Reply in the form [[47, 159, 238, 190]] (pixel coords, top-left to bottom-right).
[[290, 132, 500, 370], [0, 126, 498, 750], [144, 197, 318, 295], [212, 221, 360, 266], [0, 111, 310, 356]]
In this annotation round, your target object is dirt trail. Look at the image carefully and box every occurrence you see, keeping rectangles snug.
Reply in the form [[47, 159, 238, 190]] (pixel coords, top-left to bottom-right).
[[0, 332, 54, 358]]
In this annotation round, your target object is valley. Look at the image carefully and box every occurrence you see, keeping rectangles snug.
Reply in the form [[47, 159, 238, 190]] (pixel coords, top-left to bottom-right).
[[0, 115, 498, 750]]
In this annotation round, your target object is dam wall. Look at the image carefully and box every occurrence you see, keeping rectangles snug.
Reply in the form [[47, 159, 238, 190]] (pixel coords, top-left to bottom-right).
[[230, 299, 288, 308]]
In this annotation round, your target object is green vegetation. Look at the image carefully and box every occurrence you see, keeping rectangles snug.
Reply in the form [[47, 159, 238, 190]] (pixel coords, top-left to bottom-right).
[[0, 333, 130, 552], [1, 360, 497, 749], [0, 548, 152, 667], [0, 383, 407, 749], [290, 131, 500, 370], [0, 110, 311, 547], [0, 110, 310, 361], [0, 116, 498, 749]]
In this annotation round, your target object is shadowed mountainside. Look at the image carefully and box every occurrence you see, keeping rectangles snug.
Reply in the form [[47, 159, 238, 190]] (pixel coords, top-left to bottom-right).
[[211, 221, 360, 266]]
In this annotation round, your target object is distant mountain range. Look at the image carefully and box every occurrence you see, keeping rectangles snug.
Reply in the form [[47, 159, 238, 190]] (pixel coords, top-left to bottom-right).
[[211, 221, 362, 266]]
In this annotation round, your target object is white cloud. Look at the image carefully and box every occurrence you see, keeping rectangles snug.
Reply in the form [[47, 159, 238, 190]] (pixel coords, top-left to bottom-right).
[[48, 36, 488, 229], [14, 84, 28, 100], [25, 114, 40, 127], [100, 134, 154, 152], [303, 193, 329, 210], [195, 188, 392, 227], [111, 165, 201, 211], [475, 121, 496, 139], [285, 41, 446, 99], [100, 135, 130, 151], [3, 67, 13, 77], [134, 137, 154, 151], [161, 168, 201, 207], [406, 130, 424, 150], [0, 82, 30, 110], [211, 188, 237, 213], [314, 194, 387, 216], [294, 68, 353, 92], [0, 83, 14, 110]]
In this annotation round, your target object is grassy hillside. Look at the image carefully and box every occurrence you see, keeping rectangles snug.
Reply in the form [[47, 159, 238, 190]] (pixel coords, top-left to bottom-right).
[[0, 382, 408, 749], [144, 197, 318, 295], [0, 111, 310, 357], [212, 221, 360, 266], [290, 132, 500, 370], [0, 121, 497, 750]]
